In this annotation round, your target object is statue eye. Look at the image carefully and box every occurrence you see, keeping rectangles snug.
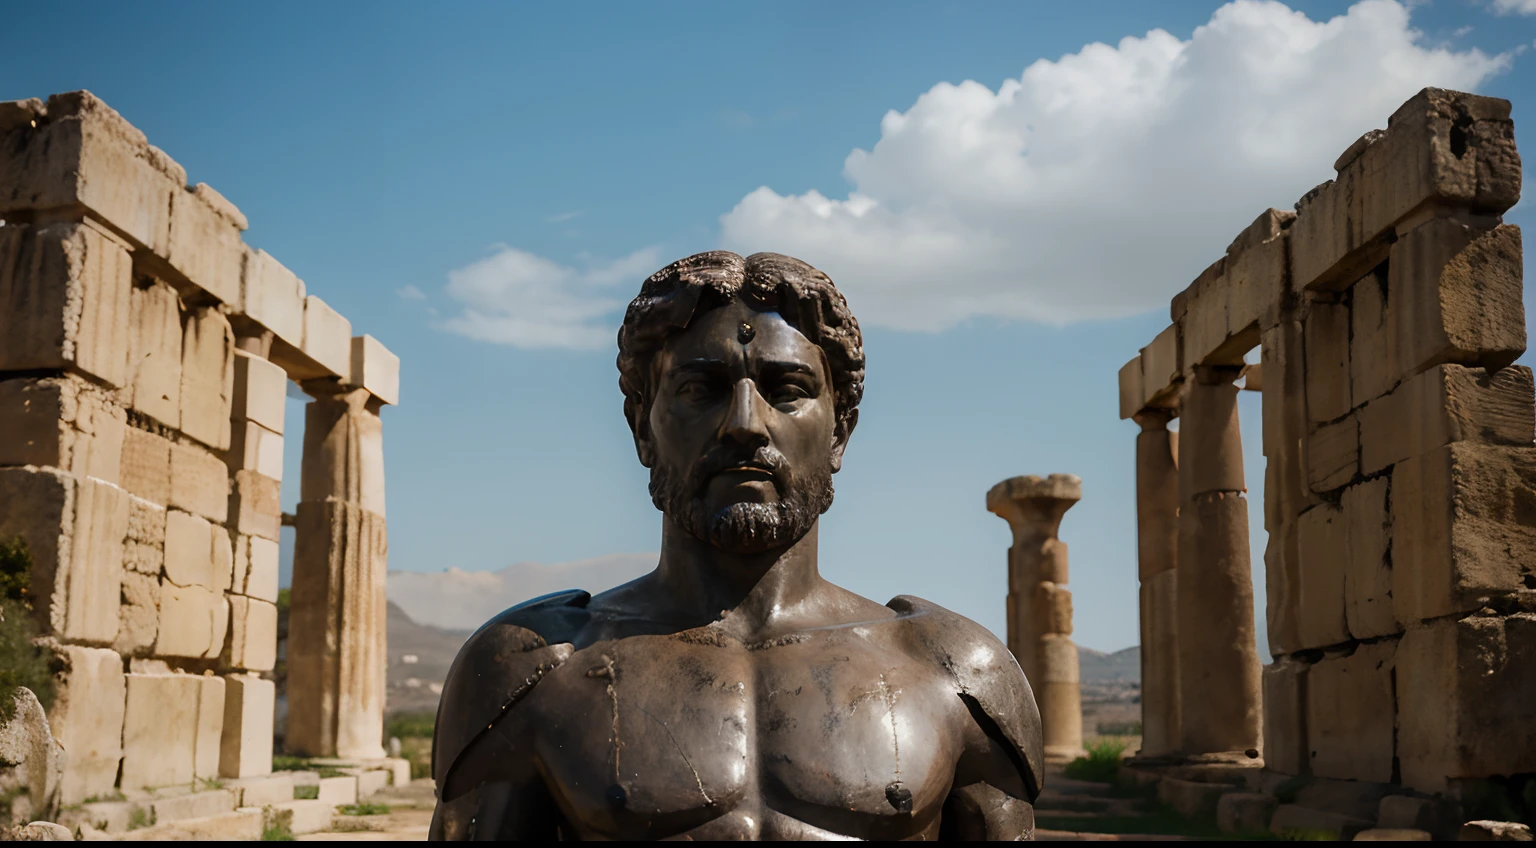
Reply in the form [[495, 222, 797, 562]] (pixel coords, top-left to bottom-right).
[[677, 379, 714, 399], [771, 383, 812, 403]]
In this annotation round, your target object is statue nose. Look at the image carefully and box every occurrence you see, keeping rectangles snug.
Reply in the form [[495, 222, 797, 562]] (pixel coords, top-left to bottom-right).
[[720, 378, 769, 446]]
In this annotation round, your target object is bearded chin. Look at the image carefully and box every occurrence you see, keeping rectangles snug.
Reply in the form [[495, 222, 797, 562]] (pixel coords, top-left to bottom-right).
[[650, 465, 835, 554]]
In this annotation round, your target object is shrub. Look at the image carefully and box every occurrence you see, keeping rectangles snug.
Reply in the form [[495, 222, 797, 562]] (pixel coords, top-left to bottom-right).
[[1063, 737, 1129, 784], [293, 785, 319, 800], [0, 537, 55, 723], [338, 803, 391, 816], [385, 711, 436, 740]]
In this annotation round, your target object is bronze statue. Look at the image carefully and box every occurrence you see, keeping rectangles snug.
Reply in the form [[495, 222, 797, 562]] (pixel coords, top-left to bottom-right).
[[429, 252, 1043, 840]]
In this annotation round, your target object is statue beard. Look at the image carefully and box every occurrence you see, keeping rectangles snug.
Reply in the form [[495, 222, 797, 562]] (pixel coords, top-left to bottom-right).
[[650, 446, 835, 554]]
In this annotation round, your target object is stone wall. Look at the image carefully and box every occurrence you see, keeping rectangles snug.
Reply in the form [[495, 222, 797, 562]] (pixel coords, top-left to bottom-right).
[[0, 91, 399, 802], [1117, 88, 1530, 794]]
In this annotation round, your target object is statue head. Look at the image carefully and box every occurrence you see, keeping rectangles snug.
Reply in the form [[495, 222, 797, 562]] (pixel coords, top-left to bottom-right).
[[617, 252, 865, 554]]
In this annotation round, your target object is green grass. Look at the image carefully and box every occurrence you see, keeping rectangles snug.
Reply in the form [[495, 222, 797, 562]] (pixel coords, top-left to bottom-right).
[[128, 806, 153, 831], [272, 755, 308, 772], [293, 785, 319, 800], [0, 536, 54, 725], [261, 821, 296, 841], [316, 767, 348, 779], [82, 791, 127, 804], [1063, 737, 1130, 783], [1095, 721, 1143, 736], [197, 777, 226, 791], [385, 710, 436, 740], [338, 803, 391, 816]]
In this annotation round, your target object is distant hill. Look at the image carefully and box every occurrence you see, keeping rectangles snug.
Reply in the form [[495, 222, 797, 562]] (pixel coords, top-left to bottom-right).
[[1078, 645, 1139, 683], [386, 553, 657, 631]]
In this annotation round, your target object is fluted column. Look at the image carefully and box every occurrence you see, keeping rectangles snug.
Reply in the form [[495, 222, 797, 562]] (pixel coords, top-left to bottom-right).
[[286, 381, 388, 759], [1176, 366, 1262, 760], [987, 474, 1084, 761], [1134, 409, 1182, 758]]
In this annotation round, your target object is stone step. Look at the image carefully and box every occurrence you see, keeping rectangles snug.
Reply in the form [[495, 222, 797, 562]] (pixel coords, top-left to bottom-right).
[[1269, 803, 1372, 840], [227, 773, 295, 807], [112, 808, 265, 841], [275, 799, 334, 834], [148, 788, 236, 823]]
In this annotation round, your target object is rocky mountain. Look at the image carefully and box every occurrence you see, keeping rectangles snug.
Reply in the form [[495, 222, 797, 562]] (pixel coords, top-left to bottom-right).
[[1077, 645, 1139, 682], [385, 553, 657, 632]]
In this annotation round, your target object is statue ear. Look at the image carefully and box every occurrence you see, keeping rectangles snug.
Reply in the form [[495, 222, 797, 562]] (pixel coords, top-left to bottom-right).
[[829, 408, 858, 473], [628, 397, 657, 468]]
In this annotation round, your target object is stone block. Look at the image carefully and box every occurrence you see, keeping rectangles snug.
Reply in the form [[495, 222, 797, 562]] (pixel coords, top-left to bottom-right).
[[1377, 795, 1444, 833], [1118, 356, 1143, 420], [149, 788, 234, 823], [1342, 478, 1398, 640], [1225, 210, 1290, 333], [48, 645, 126, 805], [356, 769, 388, 798], [123, 279, 183, 428], [276, 799, 332, 834], [243, 536, 279, 603], [1397, 612, 1536, 793], [1157, 776, 1233, 819], [120, 673, 200, 790], [285, 295, 352, 380], [228, 421, 283, 479], [226, 773, 290, 807], [316, 775, 358, 806], [1307, 639, 1397, 782], [1388, 220, 1524, 382], [211, 526, 233, 593], [0, 220, 133, 387], [219, 675, 274, 779], [168, 440, 228, 523], [164, 509, 215, 588], [222, 596, 278, 672], [1351, 268, 1393, 406], [1264, 514, 1301, 656], [1217, 792, 1278, 835], [178, 306, 234, 451], [0, 375, 127, 485], [193, 675, 226, 780], [166, 185, 243, 305], [1181, 259, 1236, 369], [0, 91, 183, 252], [1307, 413, 1359, 493], [117, 808, 263, 841], [115, 570, 159, 655], [119, 426, 171, 506], [1261, 656, 1309, 776], [231, 350, 286, 434], [229, 470, 280, 541], [240, 249, 305, 349], [1304, 299, 1351, 425], [1358, 364, 1534, 476], [1139, 324, 1180, 408], [154, 583, 227, 659], [123, 495, 165, 574], [1460, 821, 1533, 841], [349, 335, 400, 406], [1289, 89, 1520, 293], [1355, 827, 1431, 841], [1392, 443, 1536, 623], [1269, 804, 1371, 840], [381, 757, 410, 787], [1034, 582, 1072, 637], [1296, 504, 1349, 650]]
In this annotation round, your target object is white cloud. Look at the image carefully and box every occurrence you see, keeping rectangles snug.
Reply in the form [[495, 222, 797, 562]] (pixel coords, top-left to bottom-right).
[[387, 553, 655, 630], [1492, 0, 1536, 15], [719, 0, 1512, 331], [396, 284, 426, 301], [439, 244, 663, 349]]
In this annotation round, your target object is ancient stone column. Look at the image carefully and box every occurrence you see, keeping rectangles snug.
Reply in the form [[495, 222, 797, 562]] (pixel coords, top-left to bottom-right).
[[285, 381, 388, 760], [1133, 409, 1181, 759], [987, 474, 1084, 761], [1176, 366, 1262, 760]]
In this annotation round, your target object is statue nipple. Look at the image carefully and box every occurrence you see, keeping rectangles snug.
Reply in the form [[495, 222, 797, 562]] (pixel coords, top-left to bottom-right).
[[738, 322, 755, 344]]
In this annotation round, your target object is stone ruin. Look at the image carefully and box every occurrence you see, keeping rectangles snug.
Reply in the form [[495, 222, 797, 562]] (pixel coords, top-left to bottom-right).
[[0, 91, 400, 817], [1116, 87, 1532, 826]]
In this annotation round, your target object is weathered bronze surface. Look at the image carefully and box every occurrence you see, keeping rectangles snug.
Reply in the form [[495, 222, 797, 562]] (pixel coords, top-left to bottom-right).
[[430, 252, 1043, 840]]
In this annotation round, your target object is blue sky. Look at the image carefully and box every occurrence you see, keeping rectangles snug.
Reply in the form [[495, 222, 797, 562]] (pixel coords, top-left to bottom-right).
[[5, 0, 1533, 653]]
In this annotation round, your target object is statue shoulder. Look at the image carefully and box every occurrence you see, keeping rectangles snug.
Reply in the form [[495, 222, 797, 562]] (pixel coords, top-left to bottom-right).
[[887, 595, 1044, 801], [431, 590, 592, 793]]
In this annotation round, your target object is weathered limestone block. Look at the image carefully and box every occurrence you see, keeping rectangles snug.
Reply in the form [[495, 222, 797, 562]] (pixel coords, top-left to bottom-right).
[[212, 526, 233, 593], [164, 509, 215, 588], [1388, 220, 1524, 383], [219, 675, 274, 779], [1181, 258, 1232, 370], [0, 91, 183, 252], [1296, 504, 1348, 650], [1358, 364, 1535, 476], [228, 421, 283, 479], [1264, 515, 1302, 657], [222, 596, 277, 672], [179, 306, 234, 451], [123, 279, 183, 428], [166, 185, 243, 305], [1034, 582, 1072, 636], [1037, 632, 1083, 760], [300, 386, 386, 517], [1262, 656, 1309, 776], [1377, 795, 1445, 833], [1290, 89, 1521, 292], [0, 376, 127, 486], [168, 440, 229, 523], [193, 674, 226, 780], [0, 219, 133, 388], [1259, 321, 1322, 508], [240, 249, 305, 350], [1304, 299, 1351, 425], [1134, 412, 1178, 581], [153, 582, 227, 659], [1039, 537, 1068, 584], [241, 536, 279, 603], [349, 335, 400, 406], [48, 646, 126, 805], [0, 686, 65, 823], [231, 350, 286, 435], [120, 673, 200, 790], [1392, 443, 1536, 623], [287, 500, 388, 759], [123, 495, 165, 574], [1342, 478, 1398, 640], [1138, 324, 1180, 409], [228, 772, 291, 807], [1182, 375, 1245, 496], [1460, 821, 1534, 841], [272, 295, 352, 380], [1118, 356, 1144, 420], [1351, 269, 1394, 406], [1397, 612, 1536, 793], [229, 470, 280, 542], [1218, 792, 1279, 835], [1307, 640, 1397, 782], [317, 775, 359, 806], [1269, 804, 1372, 840], [1307, 413, 1359, 493], [119, 426, 172, 506], [115, 570, 159, 655], [1225, 209, 1292, 333]]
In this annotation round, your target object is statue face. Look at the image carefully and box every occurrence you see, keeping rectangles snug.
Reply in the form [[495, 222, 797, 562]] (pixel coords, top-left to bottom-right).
[[643, 300, 842, 553]]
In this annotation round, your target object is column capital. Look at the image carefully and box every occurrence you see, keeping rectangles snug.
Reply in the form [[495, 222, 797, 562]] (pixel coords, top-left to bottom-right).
[[1193, 363, 1245, 386], [1133, 408, 1176, 432], [987, 474, 1082, 540]]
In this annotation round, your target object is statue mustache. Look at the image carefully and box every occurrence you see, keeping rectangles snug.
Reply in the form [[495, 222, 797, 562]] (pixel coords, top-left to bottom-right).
[[690, 447, 789, 492]]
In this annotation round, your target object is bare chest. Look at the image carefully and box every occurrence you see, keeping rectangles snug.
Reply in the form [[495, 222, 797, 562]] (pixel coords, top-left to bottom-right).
[[523, 630, 965, 840]]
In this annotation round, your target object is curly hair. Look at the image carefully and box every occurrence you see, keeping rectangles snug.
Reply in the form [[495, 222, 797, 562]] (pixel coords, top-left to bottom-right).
[[616, 251, 865, 436]]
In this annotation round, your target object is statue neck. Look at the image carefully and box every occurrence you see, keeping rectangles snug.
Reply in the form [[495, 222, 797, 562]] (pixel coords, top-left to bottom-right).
[[653, 516, 825, 638]]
